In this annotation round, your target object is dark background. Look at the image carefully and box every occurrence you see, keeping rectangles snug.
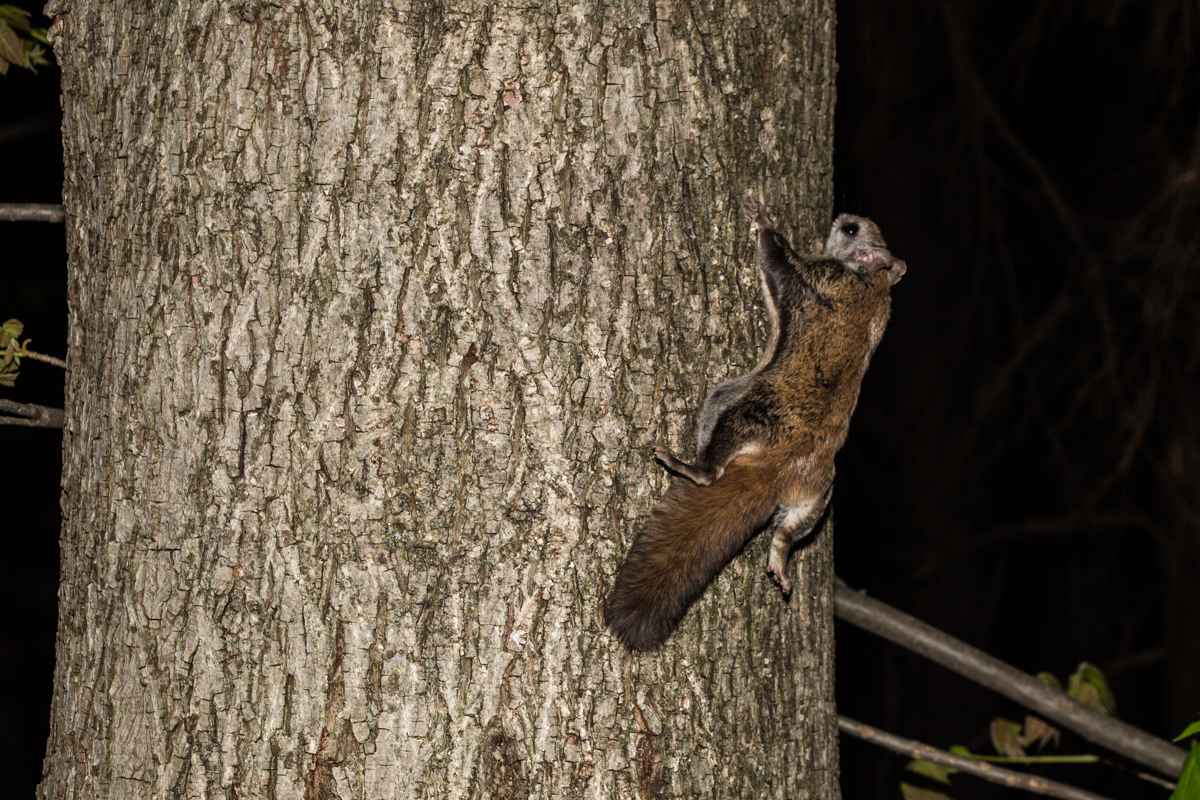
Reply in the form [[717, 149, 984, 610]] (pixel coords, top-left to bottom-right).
[[0, 6, 67, 796], [2, 2, 1197, 798], [834, 1, 1200, 798]]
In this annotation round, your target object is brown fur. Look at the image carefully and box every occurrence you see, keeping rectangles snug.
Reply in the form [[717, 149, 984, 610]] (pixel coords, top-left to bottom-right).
[[604, 453, 786, 650], [605, 198, 905, 650]]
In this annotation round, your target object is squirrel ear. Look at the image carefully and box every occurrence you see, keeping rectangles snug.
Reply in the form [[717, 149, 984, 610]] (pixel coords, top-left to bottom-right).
[[888, 258, 907, 285]]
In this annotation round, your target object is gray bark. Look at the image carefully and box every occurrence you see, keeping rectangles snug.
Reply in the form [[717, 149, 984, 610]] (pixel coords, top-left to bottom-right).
[[42, 0, 840, 797]]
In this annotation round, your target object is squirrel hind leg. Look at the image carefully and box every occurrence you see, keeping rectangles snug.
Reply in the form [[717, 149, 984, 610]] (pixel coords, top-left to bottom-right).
[[766, 484, 834, 594], [653, 445, 719, 486]]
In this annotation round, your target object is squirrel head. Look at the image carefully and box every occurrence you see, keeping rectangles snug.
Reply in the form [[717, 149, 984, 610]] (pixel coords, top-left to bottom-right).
[[825, 213, 906, 285]]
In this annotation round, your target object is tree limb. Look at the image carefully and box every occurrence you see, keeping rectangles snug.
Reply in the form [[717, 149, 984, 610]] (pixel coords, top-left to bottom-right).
[[0, 202, 66, 223], [24, 350, 68, 369], [834, 579, 1187, 778], [0, 399, 64, 428], [838, 715, 1113, 800]]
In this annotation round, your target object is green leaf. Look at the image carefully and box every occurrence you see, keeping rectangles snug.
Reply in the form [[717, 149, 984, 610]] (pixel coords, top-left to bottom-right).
[[991, 717, 1026, 758], [29, 26, 48, 45], [949, 745, 973, 758], [901, 782, 955, 800], [1068, 662, 1116, 715], [0, 5, 32, 32], [1020, 714, 1060, 750], [21, 38, 46, 71], [1168, 741, 1200, 800], [906, 759, 957, 785], [0, 19, 22, 65], [0, 321, 28, 354], [1177, 721, 1200, 742], [1035, 671, 1064, 691]]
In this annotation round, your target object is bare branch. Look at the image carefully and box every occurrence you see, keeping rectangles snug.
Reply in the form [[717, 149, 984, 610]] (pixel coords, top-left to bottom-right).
[[0, 399, 64, 429], [24, 350, 67, 369], [834, 580, 1187, 778], [0, 203, 66, 223], [838, 715, 1114, 800]]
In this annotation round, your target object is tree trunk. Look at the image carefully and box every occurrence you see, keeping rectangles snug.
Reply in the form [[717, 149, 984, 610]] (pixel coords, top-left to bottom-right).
[[42, 0, 839, 797]]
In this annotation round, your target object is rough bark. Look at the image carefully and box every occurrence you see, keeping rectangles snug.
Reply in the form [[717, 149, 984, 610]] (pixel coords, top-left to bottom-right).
[[42, 0, 839, 797]]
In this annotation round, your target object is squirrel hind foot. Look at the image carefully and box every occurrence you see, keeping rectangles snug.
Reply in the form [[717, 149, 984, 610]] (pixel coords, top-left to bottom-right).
[[767, 529, 795, 594], [768, 562, 792, 595], [653, 445, 717, 486]]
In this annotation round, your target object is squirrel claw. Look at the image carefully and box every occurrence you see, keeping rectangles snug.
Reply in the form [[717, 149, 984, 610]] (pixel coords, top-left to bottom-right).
[[768, 564, 792, 595], [745, 195, 776, 232]]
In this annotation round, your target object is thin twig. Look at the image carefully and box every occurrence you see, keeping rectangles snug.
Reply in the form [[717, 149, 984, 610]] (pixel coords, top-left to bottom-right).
[[833, 580, 1187, 779], [838, 715, 1113, 800], [1099, 759, 1178, 791], [24, 350, 67, 369], [0, 202, 66, 223], [0, 399, 64, 429]]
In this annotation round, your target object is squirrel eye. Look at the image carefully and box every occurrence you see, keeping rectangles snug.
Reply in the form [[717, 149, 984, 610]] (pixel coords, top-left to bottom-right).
[[841, 223, 859, 236]]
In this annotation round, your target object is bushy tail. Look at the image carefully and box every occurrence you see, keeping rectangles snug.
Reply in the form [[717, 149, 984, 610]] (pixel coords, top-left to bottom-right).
[[604, 459, 781, 650]]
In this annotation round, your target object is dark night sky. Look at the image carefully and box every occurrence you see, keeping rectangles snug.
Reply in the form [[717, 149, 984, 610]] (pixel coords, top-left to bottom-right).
[[2, 2, 1197, 798]]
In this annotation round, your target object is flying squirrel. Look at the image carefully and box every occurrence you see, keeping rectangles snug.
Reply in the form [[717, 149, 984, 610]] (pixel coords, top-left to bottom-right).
[[604, 197, 907, 651]]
